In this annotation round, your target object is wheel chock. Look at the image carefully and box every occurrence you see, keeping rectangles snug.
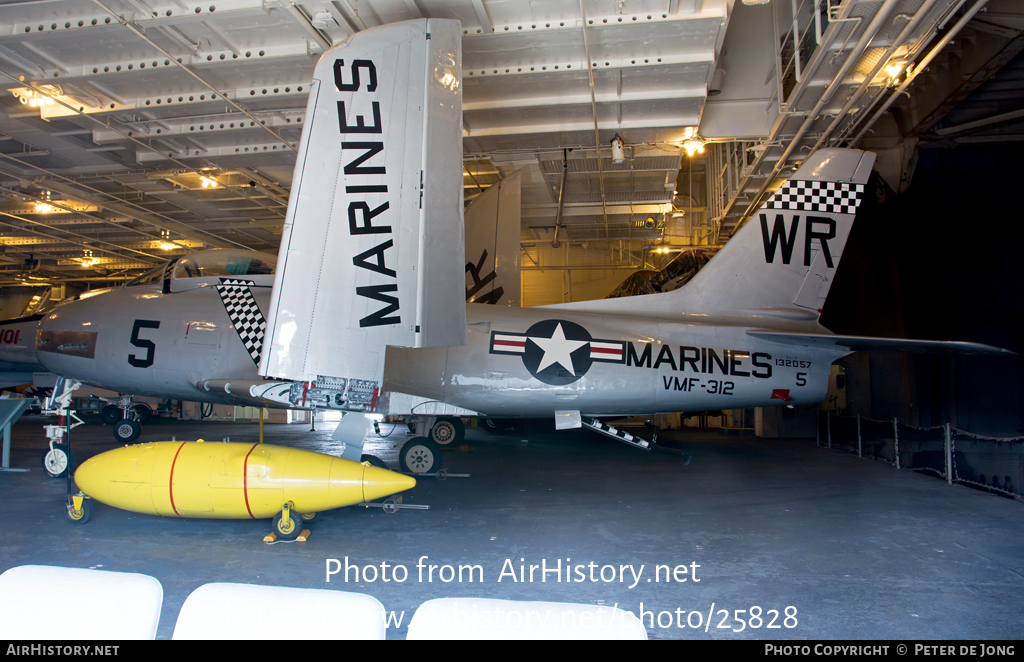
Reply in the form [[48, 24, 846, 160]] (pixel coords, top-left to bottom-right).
[[264, 529, 312, 543]]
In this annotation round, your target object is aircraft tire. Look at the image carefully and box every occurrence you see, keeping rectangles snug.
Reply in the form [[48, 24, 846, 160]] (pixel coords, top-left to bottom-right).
[[42, 444, 73, 479], [399, 437, 441, 474], [133, 404, 152, 424], [430, 417, 464, 446], [482, 418, 503, 433], [100, 405, 121, 425], [360, 454, 389, 469], [272, 510, 302, 541], [66, 498, 92, 525], [113, 419, 142, 443]]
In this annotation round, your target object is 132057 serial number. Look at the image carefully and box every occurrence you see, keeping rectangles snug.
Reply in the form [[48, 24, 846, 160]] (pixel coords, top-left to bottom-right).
[[776, 358, 812, 368]]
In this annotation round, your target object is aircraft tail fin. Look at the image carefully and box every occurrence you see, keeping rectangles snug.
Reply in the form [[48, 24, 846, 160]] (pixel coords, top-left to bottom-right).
[[259, 19, 464, 385], [464, 171, 521, 306], [551, 148, 875, 320], [675, 148, 876, 318]]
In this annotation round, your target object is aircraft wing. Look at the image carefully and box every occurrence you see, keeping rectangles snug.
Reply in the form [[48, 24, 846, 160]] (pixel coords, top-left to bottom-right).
[[746, 330, 1016, 356]]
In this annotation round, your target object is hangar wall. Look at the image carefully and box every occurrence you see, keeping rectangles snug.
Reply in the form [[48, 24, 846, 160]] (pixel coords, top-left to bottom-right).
[[821, 143, 1023, 437]]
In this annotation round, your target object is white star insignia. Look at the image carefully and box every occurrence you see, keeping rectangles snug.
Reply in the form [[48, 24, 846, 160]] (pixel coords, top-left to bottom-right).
[[529, 323, 589, 375]]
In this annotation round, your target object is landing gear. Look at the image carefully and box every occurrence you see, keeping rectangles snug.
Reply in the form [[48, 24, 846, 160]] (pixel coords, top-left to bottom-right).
[[106, 395, 147, 441], [42, 377, 83, 480], [42, 444, 73, 479], [100, 405, 120, 425], [430, 417, 464, 446], [272, 503, 303, 541], [132, 404, 152, 424], [113, 419, 142, 443], [400, 437, 441, 474]]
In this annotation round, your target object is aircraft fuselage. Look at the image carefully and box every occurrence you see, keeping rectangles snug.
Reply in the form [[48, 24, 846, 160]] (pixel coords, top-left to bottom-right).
[[34, 278, 271, 405], [29, 277, 840, 418], [385, 304, 843, 417]]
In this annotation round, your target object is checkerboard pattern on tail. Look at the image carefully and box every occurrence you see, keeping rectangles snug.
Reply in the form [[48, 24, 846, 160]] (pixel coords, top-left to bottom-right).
[[215, 279, 266, 366], [765, 180, 864, 215]]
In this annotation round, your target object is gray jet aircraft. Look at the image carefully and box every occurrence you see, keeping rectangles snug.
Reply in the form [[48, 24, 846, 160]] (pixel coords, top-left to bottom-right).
[[253, 19, 1013, 473], [4, 18, 1012, 481]]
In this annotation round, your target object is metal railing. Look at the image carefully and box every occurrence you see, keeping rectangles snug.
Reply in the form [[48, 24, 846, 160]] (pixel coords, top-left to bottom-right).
[[817, 410, 1024, 500]]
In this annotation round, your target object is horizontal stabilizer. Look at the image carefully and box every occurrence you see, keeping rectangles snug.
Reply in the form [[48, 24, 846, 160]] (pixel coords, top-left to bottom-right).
[[746, 330, 1016, 356]]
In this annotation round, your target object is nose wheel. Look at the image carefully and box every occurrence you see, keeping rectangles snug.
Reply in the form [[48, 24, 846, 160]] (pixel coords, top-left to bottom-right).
[[42, 444, 74, 479]]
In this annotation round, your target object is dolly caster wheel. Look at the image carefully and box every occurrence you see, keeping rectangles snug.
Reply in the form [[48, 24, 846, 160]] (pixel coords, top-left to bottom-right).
[[272, 509, 302, 541], [66, 496, 92, 525]]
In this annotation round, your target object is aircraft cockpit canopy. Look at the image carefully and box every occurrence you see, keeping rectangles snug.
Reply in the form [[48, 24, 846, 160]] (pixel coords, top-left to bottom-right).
[[172, 250, 277, 280], [125, 263, 170, 288]]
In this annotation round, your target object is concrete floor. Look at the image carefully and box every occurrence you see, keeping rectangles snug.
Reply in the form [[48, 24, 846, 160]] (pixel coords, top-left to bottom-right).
[[1, 414, 1022, 640]]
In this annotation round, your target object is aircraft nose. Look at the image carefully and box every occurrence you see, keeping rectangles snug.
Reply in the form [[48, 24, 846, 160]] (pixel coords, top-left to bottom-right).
[[361, 464, 416, 503]]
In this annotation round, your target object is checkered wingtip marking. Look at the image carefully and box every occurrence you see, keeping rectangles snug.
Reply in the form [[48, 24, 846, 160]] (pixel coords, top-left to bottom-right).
[[216, 279, 265, 366], [764, 180, 864, 215]]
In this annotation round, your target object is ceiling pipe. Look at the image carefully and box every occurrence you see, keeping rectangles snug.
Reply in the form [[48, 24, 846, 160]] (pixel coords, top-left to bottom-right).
[[580, 0, 610, 241], [551, 149, 570, 249], [849, 0, 990, 146]]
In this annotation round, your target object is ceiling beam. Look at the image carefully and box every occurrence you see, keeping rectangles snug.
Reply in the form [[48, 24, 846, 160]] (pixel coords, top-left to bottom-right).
[[459, 8, 725, 37], [463, 116, 701, 138], [7, 40, 314, 88], [463, 51, 714, 79], [0, 0, 269, 43], [464, 87, 705, 112], [91, 110, 305, 143], [134, 140, 300, 162]]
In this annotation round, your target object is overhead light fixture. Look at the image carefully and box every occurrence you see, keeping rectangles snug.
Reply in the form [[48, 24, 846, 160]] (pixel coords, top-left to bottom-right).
[[13, 89, 55, 107], [200, 176, 218, 188], [33, 190, 57, 213], [885, 61, 905, 86], [683, 138, 705, 157], [610, 134, 625, 163]]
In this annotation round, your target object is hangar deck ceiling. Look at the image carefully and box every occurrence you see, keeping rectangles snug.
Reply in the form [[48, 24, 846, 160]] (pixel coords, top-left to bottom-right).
[[0, 0, 1019, 296]]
